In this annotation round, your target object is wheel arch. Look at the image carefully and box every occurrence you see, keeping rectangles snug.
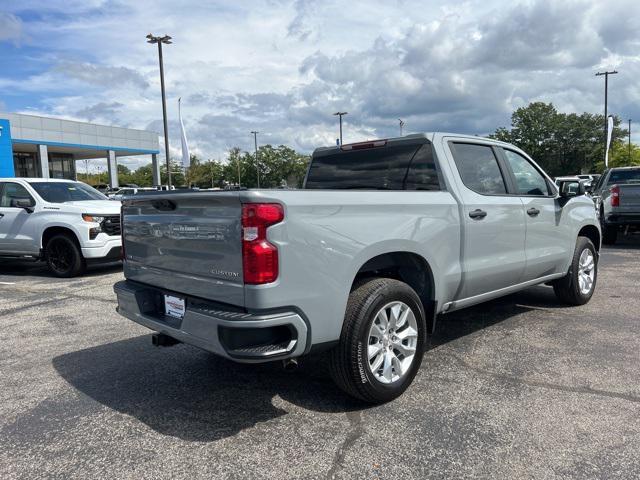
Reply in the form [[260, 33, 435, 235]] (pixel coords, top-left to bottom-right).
[[42, 226, 81, 251], [578, 224, 601, 252], [350, 251, 437, 334]]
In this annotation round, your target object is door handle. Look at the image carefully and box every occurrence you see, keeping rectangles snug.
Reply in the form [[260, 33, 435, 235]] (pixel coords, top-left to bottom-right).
[[527, 207, 540, 217], [469, 209, 487, 220]]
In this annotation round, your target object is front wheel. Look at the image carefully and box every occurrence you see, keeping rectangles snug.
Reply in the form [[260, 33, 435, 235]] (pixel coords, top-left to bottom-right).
[[553, 236, 597, 306], [45, 234, 86, 278], [329, 278, 426, 403]]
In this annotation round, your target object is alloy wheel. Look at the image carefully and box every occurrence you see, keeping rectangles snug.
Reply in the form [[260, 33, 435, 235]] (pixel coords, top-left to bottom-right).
[[367, 301, 419, 384]]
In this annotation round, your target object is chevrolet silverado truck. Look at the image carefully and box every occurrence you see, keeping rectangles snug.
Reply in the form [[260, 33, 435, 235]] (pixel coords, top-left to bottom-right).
[[590, 166, 640, 245], [0, 178, 122, 277], [114, 133, 601, 403]]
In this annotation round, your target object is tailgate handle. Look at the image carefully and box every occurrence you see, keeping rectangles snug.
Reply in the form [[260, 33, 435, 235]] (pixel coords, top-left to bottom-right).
[[151, 199, 177, 211]]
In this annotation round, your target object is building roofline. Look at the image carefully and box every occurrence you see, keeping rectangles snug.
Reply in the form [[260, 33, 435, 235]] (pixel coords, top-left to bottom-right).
[[0, 111, 159, 136], [12, 138, 159, 155]]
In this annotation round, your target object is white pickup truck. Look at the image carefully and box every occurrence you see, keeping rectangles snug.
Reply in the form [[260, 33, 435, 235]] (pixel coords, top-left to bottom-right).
[[0, 178, 122, 277]]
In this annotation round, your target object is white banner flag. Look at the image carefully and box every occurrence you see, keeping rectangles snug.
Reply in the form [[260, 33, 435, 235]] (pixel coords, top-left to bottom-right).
[[605, 115, 614, 167], [179, 97, 190, 169]]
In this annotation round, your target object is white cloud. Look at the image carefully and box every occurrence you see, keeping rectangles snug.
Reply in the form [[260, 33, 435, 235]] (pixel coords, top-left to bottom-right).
[[3, 0, 640, 167], [0, 12, 24, 43]]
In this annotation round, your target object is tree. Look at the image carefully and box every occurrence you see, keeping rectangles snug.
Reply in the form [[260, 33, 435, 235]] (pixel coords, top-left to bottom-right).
[[602, 140, 640, 170], [490, 102, 630, 176]]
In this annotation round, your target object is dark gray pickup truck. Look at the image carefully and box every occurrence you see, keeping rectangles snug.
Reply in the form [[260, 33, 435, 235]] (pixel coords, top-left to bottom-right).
[[591, 166, 640, 244], [114, 133, 601, 403]]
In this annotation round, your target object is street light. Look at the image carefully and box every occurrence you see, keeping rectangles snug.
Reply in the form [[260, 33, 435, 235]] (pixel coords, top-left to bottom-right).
[[629, 119, 632, 163], [251, 131, 260, 188], [595, 70, 618, 163], [147, 33, 173, 187], [333, 112, 348, 145]]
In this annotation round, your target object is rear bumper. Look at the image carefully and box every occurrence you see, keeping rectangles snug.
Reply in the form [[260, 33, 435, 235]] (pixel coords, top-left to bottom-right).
[[604, 214, 640, 226], [113, 280, 308, 363]]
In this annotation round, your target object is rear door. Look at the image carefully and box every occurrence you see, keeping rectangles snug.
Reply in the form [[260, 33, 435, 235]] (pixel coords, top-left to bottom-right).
[[445, 140, 526, 299], [122, 192, 245, 306], [499, 148, 572, 280]]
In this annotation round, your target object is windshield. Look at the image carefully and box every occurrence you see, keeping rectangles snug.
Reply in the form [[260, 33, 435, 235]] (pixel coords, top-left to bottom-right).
[[608, 169, 640, 185], [31, 182, 108, 203]]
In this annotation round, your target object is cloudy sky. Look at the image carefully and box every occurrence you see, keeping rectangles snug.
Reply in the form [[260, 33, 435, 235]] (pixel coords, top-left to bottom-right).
[[0, 0, 639, 170]]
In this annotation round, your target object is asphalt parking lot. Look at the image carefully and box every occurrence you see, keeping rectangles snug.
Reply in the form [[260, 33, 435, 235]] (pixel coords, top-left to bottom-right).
[[1, 237, 639, 480]]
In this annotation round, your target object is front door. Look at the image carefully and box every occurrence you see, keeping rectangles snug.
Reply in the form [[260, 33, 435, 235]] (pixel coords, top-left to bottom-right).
[[500, 149, 572, 280], [445, 140, 526, 299], [0, 182, 39, 254]]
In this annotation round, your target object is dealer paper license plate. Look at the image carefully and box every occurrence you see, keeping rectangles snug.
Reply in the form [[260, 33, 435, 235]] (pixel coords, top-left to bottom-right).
[[164, 295, 186, 319]]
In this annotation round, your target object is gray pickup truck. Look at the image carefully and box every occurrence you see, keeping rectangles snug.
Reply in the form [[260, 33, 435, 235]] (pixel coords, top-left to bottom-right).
[[114, 133, 600, 403], [590, 166, 640, 245]]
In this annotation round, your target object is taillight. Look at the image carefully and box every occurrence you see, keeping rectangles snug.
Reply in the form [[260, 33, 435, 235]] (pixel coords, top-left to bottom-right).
[[610, 185, 620, 207], [241, 203, 284, 284]]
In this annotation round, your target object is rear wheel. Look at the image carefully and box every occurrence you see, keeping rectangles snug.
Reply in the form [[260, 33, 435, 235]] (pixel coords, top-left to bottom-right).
[[45, 234, 86, 278], [553, 236, 597, 306], [329, 278, 426, 403]]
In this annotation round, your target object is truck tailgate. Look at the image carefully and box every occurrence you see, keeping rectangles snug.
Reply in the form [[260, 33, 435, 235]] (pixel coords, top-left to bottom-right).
[[122, 192, 244, 306], [618, 184, 640, 212]]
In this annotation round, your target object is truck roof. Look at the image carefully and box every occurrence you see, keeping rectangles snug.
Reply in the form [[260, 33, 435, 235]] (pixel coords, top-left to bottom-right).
[[312, 132, 513, 156], [0, 177, 81, 183]]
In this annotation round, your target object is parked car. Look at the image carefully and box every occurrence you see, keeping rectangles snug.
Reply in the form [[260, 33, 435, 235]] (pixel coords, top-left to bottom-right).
[[555, 174, 598, 193], [590, 166, 640, 244], [0, 178, 122, 277], [114, 133, 601, 403], [93, 183, 111, 194], [108, 187, 157, 201], [554, 176, 581, 194]]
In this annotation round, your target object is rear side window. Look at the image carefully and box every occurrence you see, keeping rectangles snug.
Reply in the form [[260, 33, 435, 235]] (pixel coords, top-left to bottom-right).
[[305, 143, 441, 190], [450, 143, 507, 195]]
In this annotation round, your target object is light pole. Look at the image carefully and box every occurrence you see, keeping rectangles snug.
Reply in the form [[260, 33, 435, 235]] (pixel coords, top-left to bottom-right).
[[147, 33, 173, 188], [629, 119, 632, 163], [333, 112, 348, 145], [251, 131, 260, 188], [399, 118, 405, 137], [595, 70, 618, 163]]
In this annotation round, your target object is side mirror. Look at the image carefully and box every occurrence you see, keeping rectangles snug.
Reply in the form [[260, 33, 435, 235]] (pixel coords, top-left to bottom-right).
[[10, 197, 35, 213], [558, 180, 585, 199]]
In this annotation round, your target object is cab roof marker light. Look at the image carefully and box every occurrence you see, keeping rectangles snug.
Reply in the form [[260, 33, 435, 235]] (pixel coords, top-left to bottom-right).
[[340, 139, 388, 151]]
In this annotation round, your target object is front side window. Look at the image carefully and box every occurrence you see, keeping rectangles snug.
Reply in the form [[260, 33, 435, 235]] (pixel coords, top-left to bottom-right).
[[451, 143, 507, 195], [30, 182, 108, 203], [502, 149, 550, 196], [0, 182, 35, 208]]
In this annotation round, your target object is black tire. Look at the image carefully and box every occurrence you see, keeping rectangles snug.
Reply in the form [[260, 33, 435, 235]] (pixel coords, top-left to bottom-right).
[[45, 234, 86, 278], [329, 278, 426, 404], [602, 225, 618, 245], [553, 236, 597, 306]]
